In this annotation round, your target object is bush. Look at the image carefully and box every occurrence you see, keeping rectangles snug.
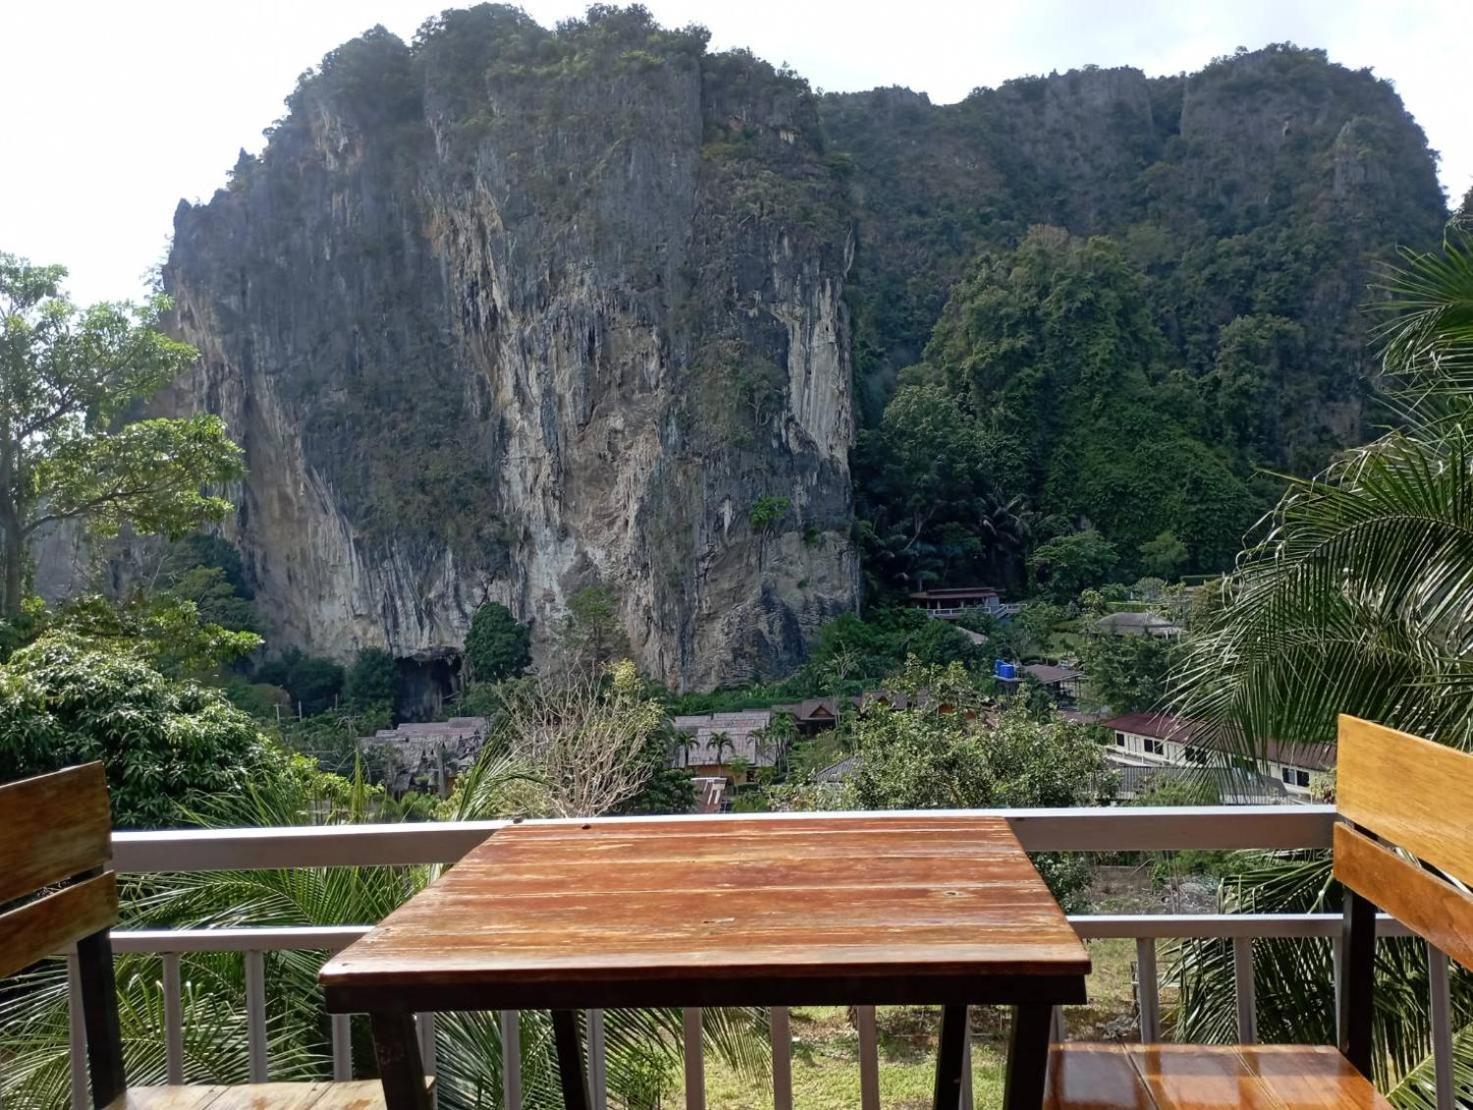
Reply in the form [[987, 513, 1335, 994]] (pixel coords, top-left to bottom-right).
[[0, 633, 279, 828]]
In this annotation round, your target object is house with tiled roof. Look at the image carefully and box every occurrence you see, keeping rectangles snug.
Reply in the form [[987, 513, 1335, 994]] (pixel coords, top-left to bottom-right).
[[1099, 711, 1333, 799]]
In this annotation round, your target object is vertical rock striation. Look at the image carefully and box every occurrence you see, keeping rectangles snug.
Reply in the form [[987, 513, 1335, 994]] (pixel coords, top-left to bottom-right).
[[161, 9, 859, 688]]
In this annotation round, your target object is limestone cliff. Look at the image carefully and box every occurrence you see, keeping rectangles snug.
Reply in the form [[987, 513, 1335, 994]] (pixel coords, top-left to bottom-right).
[[161, 8, 858, 688]]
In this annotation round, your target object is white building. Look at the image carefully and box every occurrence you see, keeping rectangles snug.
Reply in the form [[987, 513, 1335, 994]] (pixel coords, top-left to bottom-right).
[[1099, 712, 1332, 799]]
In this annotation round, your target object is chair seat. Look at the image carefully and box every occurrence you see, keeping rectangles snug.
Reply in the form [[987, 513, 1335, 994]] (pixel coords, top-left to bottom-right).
[[107, 1080, 426, 1110], [1047, 1043, 1390, 1109]]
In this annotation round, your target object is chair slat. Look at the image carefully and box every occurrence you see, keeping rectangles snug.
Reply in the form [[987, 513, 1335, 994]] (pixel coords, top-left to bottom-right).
[[0, 871, 119, 978], [0, 763, 111, 905], [1333, 824, 1473, 973], [1337, 716, 1473, 886]]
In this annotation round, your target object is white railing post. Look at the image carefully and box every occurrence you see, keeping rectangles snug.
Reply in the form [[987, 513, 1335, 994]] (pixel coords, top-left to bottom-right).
[[67, 954, 88, 1110], [1332, 934, 1344, 1043], [587, 1009, 607, 1110], [245, 949, 268, 1081], [1136, 938, 1161, 1042], [857, 1005, 880, 1110], [682, 1008, 705, 1110], [162, 952, 185, 1082], [1428, 943, 1455, 1110], [500, 1010, 522, 1110], [417, 1012, 437, 1082], [770, 1007, 793, 1110], [331, 1013, 352, 1080], [1233, 937, 1257, 1044]]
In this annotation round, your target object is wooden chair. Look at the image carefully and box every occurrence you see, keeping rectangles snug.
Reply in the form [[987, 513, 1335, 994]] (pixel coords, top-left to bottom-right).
[[0, 762, 407, 1110], [1048, 715, 1473, 1108]]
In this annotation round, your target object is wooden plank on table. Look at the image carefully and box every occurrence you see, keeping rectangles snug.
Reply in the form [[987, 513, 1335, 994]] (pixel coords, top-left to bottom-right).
[[105, 1087, 229, 1110], [1237, 1046, 1388, 1109], [0, 872, 118, 978], [0, 763, 111, 904], [321, 815, 1089, 1012], [1124, 1045, 1281, 1109], [1337, 715, 1473, 886], [309, 1080, 436, 1110], [1333, 823, 1473, 973], [1044, 1045, 1153, 1109], [205, 1086, 329, 1110]]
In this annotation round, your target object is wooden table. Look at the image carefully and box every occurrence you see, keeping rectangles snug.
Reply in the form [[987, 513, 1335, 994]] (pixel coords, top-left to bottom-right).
[[320, 815, 1090, 1110]]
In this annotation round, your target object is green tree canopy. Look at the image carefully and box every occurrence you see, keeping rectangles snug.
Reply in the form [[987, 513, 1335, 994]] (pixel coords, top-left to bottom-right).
[[0, 632, 278, 827], [344, 646, 399, 713], [1027, 529, 1118, 602], [255, 648, 345, 716], [1138, 530, 1189, 581], [0, 255, 245, 614], [558, 585, 628, 669], [857, 226, 1259, 590], [464, 601, 532, 682]]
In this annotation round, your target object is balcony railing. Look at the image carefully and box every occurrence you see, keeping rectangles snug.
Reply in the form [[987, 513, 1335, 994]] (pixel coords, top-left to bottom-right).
[[58, 805, 1457, 1109]]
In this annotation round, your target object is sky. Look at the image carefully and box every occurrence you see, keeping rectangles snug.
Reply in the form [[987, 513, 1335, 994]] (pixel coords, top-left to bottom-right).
[[4, 0, 1469, 307]]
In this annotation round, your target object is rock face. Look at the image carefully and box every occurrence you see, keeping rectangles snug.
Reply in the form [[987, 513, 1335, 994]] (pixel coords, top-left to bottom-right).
[[161, 9, 858, 688], [158, 20, 1446, 686]]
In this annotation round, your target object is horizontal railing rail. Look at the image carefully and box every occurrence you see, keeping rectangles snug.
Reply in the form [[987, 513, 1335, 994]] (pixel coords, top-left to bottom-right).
[[109, 804, 1337, 872], [55, 806, 1454, 1110]]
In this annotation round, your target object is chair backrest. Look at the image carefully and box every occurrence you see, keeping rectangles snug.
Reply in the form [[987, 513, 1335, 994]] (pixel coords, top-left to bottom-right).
[[1334, 715, 1473, 973], [0, 762, 118, 979], [0, 762, 125, 1105]]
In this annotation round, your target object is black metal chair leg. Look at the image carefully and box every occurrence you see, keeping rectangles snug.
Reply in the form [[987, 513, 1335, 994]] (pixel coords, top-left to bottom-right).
[[552, 1009, 591, 1110], [1003, 1003, 1052, 1110]]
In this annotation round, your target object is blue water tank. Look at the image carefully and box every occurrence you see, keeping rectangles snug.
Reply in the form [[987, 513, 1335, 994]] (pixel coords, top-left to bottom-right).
[[993, 660, 1017, 680]]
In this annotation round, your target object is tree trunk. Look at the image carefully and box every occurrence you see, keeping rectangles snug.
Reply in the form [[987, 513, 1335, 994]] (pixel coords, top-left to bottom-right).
[[0, 445, 21, 617], [0, 500, 21, 615]]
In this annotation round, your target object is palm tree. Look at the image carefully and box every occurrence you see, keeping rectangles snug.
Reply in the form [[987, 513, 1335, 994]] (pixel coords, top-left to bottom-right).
[[1167, 232, 1473, 1102]]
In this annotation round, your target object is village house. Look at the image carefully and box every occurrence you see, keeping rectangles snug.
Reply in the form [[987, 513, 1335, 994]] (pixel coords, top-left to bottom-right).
[[771, 696, 845, 735], [1093, 611, 1184, 638], [357, 716, 489, 798], [996, 662, 1086, 707], [671, 711, 785, 784], [1099, 711, 1332, 800], [907, 586, 1018, 620]]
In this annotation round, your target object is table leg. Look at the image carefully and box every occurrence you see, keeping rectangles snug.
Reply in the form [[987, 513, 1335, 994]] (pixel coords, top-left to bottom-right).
[[1002, 1004, 1053, 1110], [552, 1009, 592, 1110], [932, 1004, 969, 1110], [370, 1013, 432, 1110]]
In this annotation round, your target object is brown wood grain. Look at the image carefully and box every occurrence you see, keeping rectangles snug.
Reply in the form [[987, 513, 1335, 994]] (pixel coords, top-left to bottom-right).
[[1044, 1045, 1154, 1110], [321, 815, 1089, 1013], [106, 1088, 229, 1110], [105, 1083, 428, 1110], [1237, 1046, 1388, 1109], [1334, 823, 1473, 973], [0, 871, 118, 978], [1047, 1044, 1389, 1109], [1336, 715, 1473, 886], [308, 1080, 433, 1110], [206, 1087, 331, 1110], [0, 763, 111, 906]]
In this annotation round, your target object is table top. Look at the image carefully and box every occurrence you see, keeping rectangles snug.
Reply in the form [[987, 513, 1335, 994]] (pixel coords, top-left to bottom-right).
[[320, 815, 1090, 1013]]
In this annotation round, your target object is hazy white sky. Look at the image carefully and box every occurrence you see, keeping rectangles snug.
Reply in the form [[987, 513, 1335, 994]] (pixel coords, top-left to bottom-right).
[[4, 1, 1468, 307]]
